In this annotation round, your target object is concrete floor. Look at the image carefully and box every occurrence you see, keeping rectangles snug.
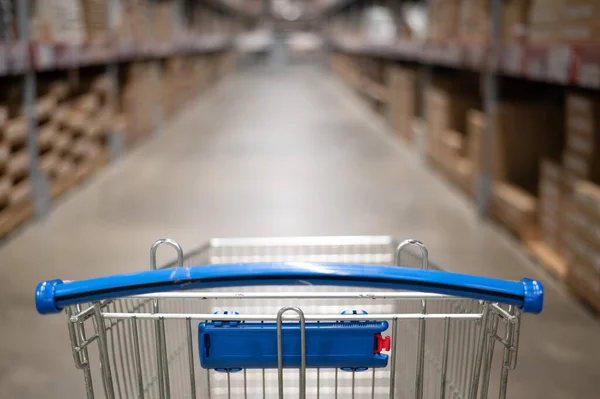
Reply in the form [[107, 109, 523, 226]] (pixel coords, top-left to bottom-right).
[[2, 64, 600, 398]]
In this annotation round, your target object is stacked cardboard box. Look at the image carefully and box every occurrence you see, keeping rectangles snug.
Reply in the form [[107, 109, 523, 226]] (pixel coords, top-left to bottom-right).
[[458, 0, 489, 41], [503, 0, 531, 41], [121, 63, 161, 146], [81, 0, 107, 43], [538, 159, 565, 251], [432, 0, 531, 42], [491, 181, 538, 240], [489, 99, 563, 239], [388, 66, 417, 143], [41, 75, 114, 197], [428, 0, 461, 41], [491, 100, 563, 193], [161, 53, 234, 122], [528, 0, 600, 44], [528, 0, 563, 43], [116, 0, 151, 42], [560, 0, 600, 44], [526, 93, 598, 276], [154, 1, 175, 43], [467, 109, 485, 179], [426, 78, 479, 166], [426, 78, 480, 195], [565, 181, 600, 310], [33, 0, 86, 44], [563, 94, 600, 192]]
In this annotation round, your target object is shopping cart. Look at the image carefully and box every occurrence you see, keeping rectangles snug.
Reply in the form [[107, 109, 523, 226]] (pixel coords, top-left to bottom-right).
[[35, 236, 543, 399]]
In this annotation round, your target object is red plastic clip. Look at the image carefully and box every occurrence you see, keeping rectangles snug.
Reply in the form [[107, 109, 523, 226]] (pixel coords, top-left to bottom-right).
[[374, 333, 391, 353]]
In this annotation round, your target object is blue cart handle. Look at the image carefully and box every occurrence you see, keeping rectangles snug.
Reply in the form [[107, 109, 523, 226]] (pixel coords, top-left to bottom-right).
[[35, 262, 543, 314]]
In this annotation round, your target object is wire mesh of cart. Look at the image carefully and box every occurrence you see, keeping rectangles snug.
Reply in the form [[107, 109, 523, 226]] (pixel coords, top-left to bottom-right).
[[35, 236, 544, 399]]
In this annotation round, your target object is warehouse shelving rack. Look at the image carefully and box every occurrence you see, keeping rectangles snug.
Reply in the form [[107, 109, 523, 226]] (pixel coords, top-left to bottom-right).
[[321, 0, 576, 218], [0, 0, 256, 237], [322, 0, 598, 288]]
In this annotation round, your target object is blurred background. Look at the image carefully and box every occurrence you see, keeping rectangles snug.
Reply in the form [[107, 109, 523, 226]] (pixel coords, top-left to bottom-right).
[[1, 0, 600, 398]]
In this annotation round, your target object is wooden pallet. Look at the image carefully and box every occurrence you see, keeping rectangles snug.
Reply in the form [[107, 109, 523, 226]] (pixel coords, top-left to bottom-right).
[[50, 174, 76, 199], [50, 150, 110, 199], [526, 239, 568, 280], [74, 150, 110, 184], [0, 199, 34, 239]]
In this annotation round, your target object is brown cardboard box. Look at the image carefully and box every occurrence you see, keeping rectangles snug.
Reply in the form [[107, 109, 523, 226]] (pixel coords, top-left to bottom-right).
[[440, 130, 465, 157], [566, 93, 598, 157], [565, 178, 600, 307], [458, 0, 489, 41], [541, 158, 563, 182], [562, 149, 600, 185], [563, 150, 592, 177], [566, 227, 600, 309], [81, 0, 107, 43], [492, 101, 564, 194], [426, 82, 479, 165], [491, 181, 538, 240], [564, 0, 600, 22], [572, 181, 600, 220], [154, 2, 174, 43], [528, 0, 564, 43], [564, 169, 586, 192], [567, 93, 598, 120], [566, 132, 595, 156], [388, 67, 417, 142], [429, 0, 462, 41], [540, 180, 562, 204], [529, 0, 564, 25], [35, 0, 86, 44], [561, 22, 600, 43], [446, 158, 474, 195], [541, 217, 560, 247], [565, 206, 600, 250], [567, 255, 600, 310], [467, 109, 485, 174], [503, 0, 531, 41]]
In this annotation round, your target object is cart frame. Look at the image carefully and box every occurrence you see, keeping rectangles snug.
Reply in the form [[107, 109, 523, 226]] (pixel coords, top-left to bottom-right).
[[36, 236, 541, 399]]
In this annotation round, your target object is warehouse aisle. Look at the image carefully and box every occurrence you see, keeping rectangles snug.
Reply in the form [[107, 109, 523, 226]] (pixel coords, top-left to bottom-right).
[[2, 64, 600, 398]]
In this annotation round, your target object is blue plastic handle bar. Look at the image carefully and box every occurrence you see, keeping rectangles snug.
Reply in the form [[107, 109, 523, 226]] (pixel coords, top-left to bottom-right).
[[35, 262, 544, 314]]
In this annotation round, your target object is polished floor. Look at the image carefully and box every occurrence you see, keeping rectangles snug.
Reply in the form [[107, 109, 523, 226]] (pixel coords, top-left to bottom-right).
[[2, 63, 600, 398]]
